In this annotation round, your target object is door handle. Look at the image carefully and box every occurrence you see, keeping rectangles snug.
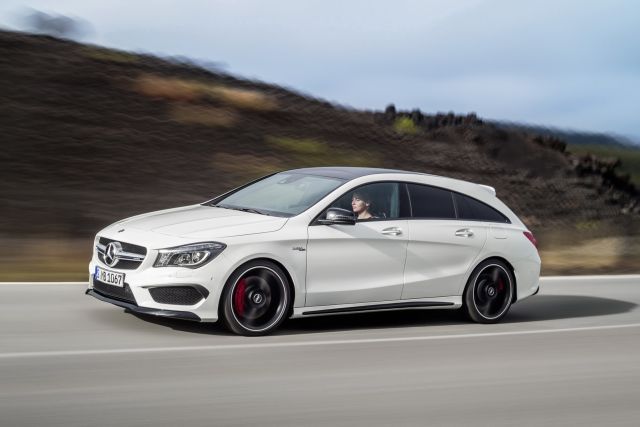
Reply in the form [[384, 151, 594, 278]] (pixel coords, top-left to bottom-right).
[[381, 227, 403, 236], [455, 228, 474, 238]]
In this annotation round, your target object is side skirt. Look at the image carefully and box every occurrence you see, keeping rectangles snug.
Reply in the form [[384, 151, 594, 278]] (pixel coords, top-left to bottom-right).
[[292, 297, 462, 318]]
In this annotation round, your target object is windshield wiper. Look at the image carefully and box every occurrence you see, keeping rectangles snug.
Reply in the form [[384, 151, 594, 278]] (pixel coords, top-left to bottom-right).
[[213, 204, 268, 216], [236, 207, 266, 215]]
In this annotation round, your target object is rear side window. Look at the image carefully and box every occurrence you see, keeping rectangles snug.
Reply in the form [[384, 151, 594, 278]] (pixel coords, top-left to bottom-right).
[[454, 193, 510, 223], [407, 184, 456, 219]]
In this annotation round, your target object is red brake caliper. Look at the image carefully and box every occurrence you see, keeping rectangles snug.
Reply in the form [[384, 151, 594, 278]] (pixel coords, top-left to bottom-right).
[[234, 278, 246, 316], [497, 278, 504, 292]]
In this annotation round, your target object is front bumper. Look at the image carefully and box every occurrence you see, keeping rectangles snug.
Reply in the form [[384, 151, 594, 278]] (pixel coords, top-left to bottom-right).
[[88, 248, 224, 322], [86, 288, 201, 321]]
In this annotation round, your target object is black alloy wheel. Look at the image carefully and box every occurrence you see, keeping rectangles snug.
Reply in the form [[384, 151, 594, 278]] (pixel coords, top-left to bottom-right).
[[221, 260, 291, 336], [464, 260, 514, 323]]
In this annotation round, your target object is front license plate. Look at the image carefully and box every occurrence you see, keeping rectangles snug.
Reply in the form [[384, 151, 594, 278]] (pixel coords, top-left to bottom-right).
[[95, 266, 125, 287]]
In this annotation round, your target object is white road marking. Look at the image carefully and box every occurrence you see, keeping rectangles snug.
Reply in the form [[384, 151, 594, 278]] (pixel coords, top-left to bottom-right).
[[541, 275, 640, 281], [1, 322, 640, 360]]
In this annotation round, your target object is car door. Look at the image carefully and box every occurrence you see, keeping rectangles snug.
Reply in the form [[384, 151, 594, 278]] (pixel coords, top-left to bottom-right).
[[402, 184, 487, 299], [305, 182, 410, 307]]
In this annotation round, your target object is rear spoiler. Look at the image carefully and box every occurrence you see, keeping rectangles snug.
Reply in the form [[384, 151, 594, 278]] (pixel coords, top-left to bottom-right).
[[478, 184, 496, 196]]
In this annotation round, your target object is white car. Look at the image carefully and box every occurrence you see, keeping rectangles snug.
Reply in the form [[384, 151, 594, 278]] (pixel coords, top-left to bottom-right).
[[87, 167, 541, 336]]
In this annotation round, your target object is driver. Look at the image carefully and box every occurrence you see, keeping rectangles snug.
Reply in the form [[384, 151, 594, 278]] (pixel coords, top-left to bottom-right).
[[351, 191, 376, 220]]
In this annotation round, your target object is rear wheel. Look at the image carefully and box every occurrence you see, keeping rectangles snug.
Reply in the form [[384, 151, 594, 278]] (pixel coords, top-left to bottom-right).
[[463, 260, 514, 323], [221, 260, 291, 336]]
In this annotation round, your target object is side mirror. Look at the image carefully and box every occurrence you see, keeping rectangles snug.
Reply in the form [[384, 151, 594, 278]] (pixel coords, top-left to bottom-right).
[[318, 207, 356, 225]]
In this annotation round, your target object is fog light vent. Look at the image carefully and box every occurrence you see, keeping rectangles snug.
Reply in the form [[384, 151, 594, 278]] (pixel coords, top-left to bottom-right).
[[149, 286, 206, 306]]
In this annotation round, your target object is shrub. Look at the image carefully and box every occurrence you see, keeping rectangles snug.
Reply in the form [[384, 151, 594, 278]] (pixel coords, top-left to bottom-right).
[[170, 105, 236, 127], [266, 136, 327, 155], [82, 47, 139, 64], [393, 117, 419, 135], [265, 136, 380, 167]]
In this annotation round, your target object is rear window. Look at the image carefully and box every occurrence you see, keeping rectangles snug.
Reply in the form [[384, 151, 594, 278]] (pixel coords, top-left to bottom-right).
[[407, 184, 456, 219], [454, 193, 510, 223]]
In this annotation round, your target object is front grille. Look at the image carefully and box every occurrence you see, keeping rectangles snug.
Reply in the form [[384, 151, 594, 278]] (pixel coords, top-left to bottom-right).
[[149, 286, 205, 306], [96, 237, 147, 270], [99, 237, 147, 254], [93, 279, 137, 305], [99, 259, 141, 270]]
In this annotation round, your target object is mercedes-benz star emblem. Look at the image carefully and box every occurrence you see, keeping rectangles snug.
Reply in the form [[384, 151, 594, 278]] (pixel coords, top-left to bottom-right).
[[104, 242, 123, 267]]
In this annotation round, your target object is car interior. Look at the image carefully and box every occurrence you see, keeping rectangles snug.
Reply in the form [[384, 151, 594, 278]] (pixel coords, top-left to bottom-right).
[[331, 182, 400, 220]]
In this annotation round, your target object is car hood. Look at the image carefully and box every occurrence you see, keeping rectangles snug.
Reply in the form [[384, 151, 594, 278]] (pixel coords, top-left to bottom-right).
[[111, 204, 288, 240]]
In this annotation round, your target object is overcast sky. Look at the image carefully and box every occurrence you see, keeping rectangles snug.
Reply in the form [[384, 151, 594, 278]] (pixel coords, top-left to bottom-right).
[[2, 0, 639, 138]]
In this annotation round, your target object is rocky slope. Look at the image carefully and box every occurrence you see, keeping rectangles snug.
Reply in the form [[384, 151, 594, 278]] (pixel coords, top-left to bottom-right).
[[0, 30, 638, 276]]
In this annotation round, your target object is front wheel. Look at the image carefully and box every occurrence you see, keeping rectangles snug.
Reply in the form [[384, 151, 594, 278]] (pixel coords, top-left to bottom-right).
[[463, 260, 514, 323], [221, 261, 291, 336]]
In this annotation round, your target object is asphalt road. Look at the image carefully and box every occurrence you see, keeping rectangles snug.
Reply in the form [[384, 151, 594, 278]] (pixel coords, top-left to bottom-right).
[[1, 276, 640, 426]]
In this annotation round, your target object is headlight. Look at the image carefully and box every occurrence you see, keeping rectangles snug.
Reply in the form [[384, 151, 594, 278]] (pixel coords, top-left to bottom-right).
[[154, 242, 226, 268]]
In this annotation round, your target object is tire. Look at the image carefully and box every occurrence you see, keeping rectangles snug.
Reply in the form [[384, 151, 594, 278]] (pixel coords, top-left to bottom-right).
[[220, 260, 291, 336], [463, 259, 514, 323]]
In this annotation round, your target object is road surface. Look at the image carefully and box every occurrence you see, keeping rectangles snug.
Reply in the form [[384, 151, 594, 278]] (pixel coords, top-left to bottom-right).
[[1, 276, 639, 426]]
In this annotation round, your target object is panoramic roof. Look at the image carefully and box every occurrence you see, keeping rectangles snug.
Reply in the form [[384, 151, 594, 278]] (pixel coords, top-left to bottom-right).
[[287, 167, 418, 180]]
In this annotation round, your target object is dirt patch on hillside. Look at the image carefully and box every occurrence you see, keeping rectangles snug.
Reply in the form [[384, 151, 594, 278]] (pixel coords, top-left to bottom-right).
[[540, 236, 640, 275]]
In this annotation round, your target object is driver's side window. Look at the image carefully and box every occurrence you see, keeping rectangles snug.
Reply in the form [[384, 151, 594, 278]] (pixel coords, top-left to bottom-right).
[[331, 182, 403, 221]]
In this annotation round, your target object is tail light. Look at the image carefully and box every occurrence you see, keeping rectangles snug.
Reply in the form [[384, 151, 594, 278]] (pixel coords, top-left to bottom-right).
[[523, 231, 537, 249]]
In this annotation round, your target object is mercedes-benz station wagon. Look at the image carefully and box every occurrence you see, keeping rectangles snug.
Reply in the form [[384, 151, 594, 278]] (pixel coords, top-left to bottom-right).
[[87, 167, 541, 336]]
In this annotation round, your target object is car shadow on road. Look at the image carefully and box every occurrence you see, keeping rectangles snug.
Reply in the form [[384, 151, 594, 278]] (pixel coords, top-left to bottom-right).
[[283, 295, 636, 334], [124, 294, 636, 336], [504, 294, 636, 323]]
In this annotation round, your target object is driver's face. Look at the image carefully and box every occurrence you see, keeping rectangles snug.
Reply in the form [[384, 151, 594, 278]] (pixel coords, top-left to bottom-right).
[[351, 196, 367, 213]]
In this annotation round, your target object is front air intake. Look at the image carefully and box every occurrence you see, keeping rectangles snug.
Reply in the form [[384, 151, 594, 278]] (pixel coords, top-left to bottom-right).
[[93, 279, 137, 305], [149, 286, 207, 306]]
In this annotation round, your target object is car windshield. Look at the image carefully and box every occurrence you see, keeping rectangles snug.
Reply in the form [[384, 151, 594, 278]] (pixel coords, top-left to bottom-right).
[[207, 173, 346, 217]]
